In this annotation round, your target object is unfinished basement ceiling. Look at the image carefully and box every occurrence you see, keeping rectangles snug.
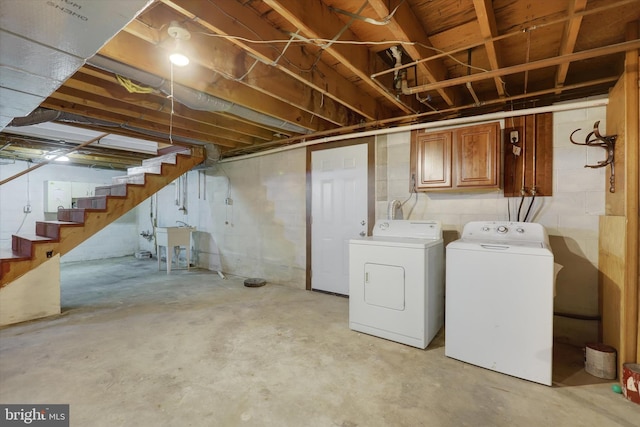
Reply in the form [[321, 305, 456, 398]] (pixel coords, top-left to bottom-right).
[[1, 0, 639, 166]]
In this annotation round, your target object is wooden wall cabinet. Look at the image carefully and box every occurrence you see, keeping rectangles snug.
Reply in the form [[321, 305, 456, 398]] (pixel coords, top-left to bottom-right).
[[410, 122, 500, 192], [503, 113, 553, 197]]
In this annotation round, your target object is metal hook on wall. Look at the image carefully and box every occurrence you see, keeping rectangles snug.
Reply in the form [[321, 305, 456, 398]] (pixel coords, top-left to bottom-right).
[[569, 120, 617, 193]]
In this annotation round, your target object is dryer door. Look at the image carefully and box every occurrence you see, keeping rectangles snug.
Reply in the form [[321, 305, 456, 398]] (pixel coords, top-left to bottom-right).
[[364, 263, 405, 310]]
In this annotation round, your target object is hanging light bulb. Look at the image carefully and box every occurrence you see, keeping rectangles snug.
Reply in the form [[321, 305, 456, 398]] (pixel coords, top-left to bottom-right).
[[169, 48, 189, 67], [167, 21, 191, 67]]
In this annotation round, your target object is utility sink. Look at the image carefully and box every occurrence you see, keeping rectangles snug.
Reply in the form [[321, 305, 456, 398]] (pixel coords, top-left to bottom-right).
[[156, 226, 196, 274]]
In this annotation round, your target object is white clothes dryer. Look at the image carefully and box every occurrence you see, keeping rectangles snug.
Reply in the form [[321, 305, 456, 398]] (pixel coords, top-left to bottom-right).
[[349, 220, 444, 348], [445, 221, 555, 385]]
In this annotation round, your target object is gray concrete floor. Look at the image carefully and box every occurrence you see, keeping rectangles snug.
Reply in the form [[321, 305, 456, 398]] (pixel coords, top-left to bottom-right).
[[1, 257, 639, 426]]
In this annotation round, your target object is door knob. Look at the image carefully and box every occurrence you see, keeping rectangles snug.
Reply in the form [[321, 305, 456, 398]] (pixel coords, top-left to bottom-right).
[[361, 220, 366, 226], [359, 231, 366, 237]]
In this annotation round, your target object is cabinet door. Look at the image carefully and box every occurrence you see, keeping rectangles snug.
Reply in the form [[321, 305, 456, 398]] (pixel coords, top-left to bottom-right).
[[71, 182, 94, 198], [44, 181, 72, 212], [454, 122, 499, 188], [412, 130, 452, 190]]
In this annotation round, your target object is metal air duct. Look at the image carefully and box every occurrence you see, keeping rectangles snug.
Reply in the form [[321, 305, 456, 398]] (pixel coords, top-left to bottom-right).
[[87, 55, 311, 136]]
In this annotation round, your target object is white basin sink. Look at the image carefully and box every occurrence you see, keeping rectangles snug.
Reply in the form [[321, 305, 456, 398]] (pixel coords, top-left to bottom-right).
[[156, 227, 196, 273]]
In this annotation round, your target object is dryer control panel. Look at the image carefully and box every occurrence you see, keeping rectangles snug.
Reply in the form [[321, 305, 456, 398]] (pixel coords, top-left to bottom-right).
[[373, 220, 442, 240], [461, 221, 549, 245]]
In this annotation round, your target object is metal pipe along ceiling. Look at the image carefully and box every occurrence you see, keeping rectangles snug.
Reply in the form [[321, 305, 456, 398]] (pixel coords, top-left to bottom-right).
[[87, 55, 311, 136]]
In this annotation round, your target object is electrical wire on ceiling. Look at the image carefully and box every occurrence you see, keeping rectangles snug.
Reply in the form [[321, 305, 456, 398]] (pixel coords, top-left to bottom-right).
[[305, 0, 367, 70], [524, 29, 532, 95], [116, 75, 155, 94], [198, 31, 495, 77], [168, 62, 176, 145], [329, 0, 406, 26], [195, 1, 512, 115], [194, 0, 633, 103], [199, 28, 508, 109]]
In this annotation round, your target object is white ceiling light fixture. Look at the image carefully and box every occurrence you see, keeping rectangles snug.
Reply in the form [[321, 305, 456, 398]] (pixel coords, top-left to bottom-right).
[[168, 21, 191, 67], [45, 153, 70, 162]]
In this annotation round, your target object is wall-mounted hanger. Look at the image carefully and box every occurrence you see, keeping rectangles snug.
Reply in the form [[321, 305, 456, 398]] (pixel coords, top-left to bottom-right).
[[570, 120, 617, 193]]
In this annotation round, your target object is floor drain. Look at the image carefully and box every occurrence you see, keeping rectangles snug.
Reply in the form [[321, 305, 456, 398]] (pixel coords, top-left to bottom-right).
[[244, 278, 266, 287]]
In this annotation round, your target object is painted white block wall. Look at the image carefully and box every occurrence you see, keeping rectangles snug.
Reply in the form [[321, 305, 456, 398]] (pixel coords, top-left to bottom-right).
[[0, 160, 140, 262], [378, 101, 607, 346], [136, 149, 307, 288]]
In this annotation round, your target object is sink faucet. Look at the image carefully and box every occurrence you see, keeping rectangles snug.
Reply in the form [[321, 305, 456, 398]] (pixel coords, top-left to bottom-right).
[[176, 221, 191, 227]]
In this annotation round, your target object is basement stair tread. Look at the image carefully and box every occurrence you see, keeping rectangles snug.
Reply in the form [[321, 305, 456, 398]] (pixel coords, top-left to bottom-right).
[[2, 147, 204, 286], [13, 234, 55, 242], [0, 249, 30, 260], [40, 220, 83, 226], [59, 207, 107, 212]]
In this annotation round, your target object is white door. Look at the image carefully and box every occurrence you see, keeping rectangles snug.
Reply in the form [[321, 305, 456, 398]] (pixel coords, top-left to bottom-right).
[[311, 144, 368, 294]]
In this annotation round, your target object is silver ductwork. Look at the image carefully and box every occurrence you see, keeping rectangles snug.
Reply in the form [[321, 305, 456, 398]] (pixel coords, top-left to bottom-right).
[[87, 55, 311, 136], [8, 109, 62, 127], [7, 108, 212, 149]]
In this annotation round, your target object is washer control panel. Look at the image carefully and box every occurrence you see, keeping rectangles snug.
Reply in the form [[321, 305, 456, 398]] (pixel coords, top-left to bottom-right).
[[461, 221, 548, 245]]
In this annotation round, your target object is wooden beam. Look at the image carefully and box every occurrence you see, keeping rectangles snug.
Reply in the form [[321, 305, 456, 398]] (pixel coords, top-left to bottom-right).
[[367, 0, 459, 106], [0, 144, 145, 169], [402, 38, 640, 94], [61, 75, 266, 145], [159, 0, 383, 121], [41, 96, 236, 148], [222, 75, 617, 159], [473, 0, 506, 97], [75, 67, 277, 141], [376, 0, 639, 80], [98, 31, 331, 133], [46, 87, 243, 147], [555, 0, 588, 89], [0, 133, 109, 187], [623, 21, 639, 364], [262, 0, 414, 114]]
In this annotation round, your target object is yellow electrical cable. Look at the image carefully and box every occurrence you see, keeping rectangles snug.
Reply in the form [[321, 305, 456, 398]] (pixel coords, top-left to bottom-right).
[[116, 74, 155, 94]]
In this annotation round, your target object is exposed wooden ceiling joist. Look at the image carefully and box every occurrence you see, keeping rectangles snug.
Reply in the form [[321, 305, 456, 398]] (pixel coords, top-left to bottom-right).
[[1, 0, 638, 162], [263, 0, 418, 113], [555, 0, 589, 89]]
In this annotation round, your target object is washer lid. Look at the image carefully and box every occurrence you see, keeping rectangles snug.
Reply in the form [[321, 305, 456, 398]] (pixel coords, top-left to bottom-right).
[[447, 239, 553, 256]]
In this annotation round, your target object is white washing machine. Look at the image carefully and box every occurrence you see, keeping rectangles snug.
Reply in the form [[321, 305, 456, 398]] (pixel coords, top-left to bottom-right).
[[445, 221, 555, 386], [349, 220, 444, 349]]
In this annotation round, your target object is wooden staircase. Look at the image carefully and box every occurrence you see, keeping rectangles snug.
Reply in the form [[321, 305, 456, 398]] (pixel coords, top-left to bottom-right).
[[0, 146, 205, 286]]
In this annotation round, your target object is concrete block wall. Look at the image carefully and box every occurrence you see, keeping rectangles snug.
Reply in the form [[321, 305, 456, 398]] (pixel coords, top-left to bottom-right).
[[0, 160, 139, 262], [140, 149, 307, 288], [377, 101, 608, 346]]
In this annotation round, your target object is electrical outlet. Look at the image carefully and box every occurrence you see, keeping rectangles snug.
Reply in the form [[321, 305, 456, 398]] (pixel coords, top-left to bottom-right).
[[23, 205, 32, 213], [510, 130, 519, 144], [225, 197, 233, 205]]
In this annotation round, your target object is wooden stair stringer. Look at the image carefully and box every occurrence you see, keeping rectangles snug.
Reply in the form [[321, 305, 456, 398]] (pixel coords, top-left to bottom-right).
[[0, 148, 204, 286]]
